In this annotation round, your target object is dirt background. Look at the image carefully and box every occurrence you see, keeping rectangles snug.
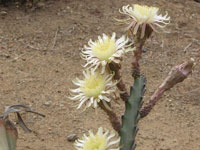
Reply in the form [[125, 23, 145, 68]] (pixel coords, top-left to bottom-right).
[[0, 0, 200, 150]]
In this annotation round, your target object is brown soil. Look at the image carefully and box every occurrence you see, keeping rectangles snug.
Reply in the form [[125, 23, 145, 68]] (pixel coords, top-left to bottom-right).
[[0, 0, 200, 150]]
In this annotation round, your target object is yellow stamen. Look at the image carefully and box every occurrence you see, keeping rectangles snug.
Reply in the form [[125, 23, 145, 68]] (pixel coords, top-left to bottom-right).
[[92, 37, 116, 61], [81, 72, 105, 98], [133, 4, 159, 24], [83, 134, 107, 150]]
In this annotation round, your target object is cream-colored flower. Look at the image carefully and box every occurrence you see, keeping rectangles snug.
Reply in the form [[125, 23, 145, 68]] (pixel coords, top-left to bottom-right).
[[69, 69, 118, 110], [119, 4, 170, 38], [74, 127, 120, 150], [81, 33, 132, 73]]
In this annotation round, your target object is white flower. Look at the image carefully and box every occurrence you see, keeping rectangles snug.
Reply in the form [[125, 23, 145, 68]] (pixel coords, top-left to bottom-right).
[[119, 4, 170, 38], [74, 127, 120, 150], [69, 69, 118, 110], [81, 33, 132, 73]]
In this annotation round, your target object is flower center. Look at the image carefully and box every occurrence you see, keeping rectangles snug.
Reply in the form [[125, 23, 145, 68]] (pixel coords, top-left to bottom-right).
[[81, 73, 105, 98], [133, 4, 159, 24], [83, 135, 107, 150], [92, 37, 116, 61]]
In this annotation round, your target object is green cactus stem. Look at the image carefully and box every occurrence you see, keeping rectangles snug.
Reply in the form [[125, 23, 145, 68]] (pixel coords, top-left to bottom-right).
[[120, 75, 146, 150]]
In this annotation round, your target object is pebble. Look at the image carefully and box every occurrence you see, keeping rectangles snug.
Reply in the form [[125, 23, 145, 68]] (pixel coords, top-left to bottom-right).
[[59, 104, 64, 107], [44, 101, 51, 107], [67, 134, 78, 142], [36, 2, 45, 8], [0, 11, 7, 16]]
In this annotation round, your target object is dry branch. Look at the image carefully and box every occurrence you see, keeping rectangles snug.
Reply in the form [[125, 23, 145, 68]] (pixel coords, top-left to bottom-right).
[[140, 59, 194, 118]]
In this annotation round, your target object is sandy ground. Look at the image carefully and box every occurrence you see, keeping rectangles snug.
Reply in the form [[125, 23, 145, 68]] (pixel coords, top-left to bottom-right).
[[0, 0, 200, 149]]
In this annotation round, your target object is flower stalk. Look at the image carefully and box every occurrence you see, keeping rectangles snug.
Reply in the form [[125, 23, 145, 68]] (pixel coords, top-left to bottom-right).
[[99, 101, 121, 133], [131, 24, 153, 77], [109, 62, 129, 101]]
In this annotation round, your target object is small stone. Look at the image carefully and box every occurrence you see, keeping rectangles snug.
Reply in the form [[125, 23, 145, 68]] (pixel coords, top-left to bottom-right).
[[44, 101, 51, 107], [59, 104, 64, 107], [67, 134, 78, 142], [62, 10, 67, 13], [142, 47, 147, 53], [0, 11, 7, 16], [36, 2, 45, 8]]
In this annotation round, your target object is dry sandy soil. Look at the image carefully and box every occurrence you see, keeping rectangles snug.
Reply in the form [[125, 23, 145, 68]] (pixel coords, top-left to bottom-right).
[[0, 0, 200, 150]]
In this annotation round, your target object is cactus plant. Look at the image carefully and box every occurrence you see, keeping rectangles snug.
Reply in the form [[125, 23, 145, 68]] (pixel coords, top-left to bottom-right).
[[0, 105, 45, 150], [0, 118, 17, 150]]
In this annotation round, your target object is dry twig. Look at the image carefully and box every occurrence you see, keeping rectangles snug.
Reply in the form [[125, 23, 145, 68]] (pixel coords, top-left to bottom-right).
[[51, 27, 60, 50]]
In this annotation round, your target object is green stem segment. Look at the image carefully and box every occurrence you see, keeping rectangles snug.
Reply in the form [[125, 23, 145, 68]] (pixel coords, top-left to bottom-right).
[[120, 76, 146, 150]]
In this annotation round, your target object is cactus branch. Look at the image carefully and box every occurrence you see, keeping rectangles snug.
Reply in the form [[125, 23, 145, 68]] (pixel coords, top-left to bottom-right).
[[120, 75, 146, 150], [0, 118, 18, 150], [0, 104, 45, 150], [140, 59, 194, 118]]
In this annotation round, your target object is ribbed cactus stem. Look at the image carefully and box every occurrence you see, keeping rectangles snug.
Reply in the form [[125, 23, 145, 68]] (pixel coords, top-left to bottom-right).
[[120, 76, 146, 150]]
